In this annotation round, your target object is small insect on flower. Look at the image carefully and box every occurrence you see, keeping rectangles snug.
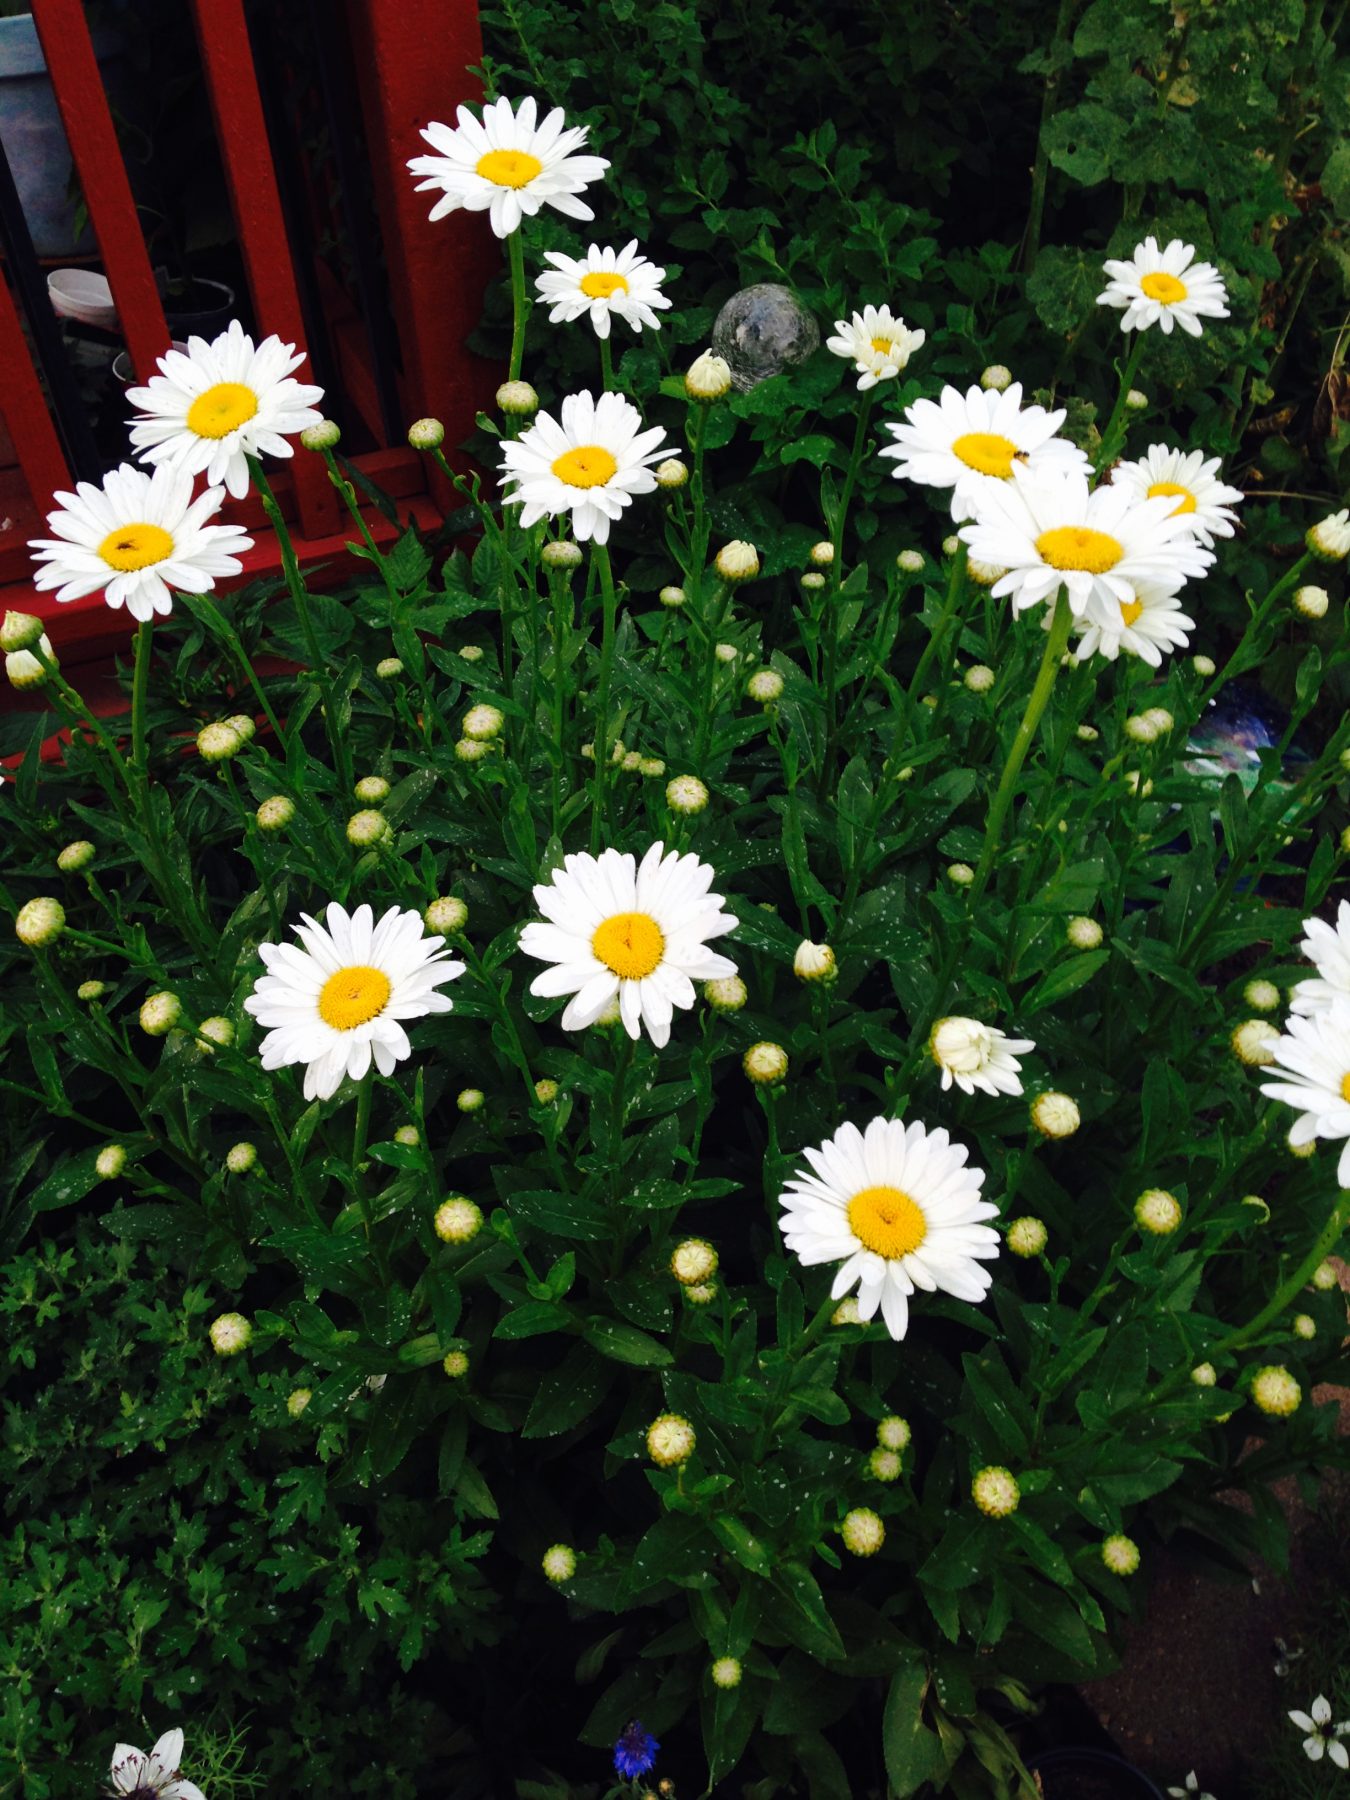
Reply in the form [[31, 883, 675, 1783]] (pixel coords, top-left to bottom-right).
[[542, 1543, 577, 1583], [841, 1507, 886, 1556], [972, 1466, 1020, 1518], [1288, 1695, 1350, 1766], [107, 1727, 206, 1800], [1251, 1365, 1301, 1417], [614, 1721, 660, 1781]]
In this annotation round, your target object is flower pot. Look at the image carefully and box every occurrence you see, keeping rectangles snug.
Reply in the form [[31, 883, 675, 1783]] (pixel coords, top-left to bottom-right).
[[1028, 1747, 1166, 1800], [161, 277, 235, 340]]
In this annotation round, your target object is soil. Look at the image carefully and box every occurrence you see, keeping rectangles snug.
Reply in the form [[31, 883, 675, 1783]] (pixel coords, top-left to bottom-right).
[[1034, 1759, 1160, 1800]]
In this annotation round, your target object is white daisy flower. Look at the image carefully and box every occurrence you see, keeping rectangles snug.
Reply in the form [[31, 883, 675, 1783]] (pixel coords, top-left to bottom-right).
[[825, 303, 925, 392], [959, 461, 1213, 620], [29, 463, 252, 624], [879, 381, 1089, 522], [930, 1016, 1035, 1097], [779, 1115, 1000, 1341], [1167, 1774, 1215, 1800], [126, 320, 325, 501], [109, 1727, 206, 1800], [244, 902, 465, 1102], [407, 94, 608, 239], [519, 841, 738, 1047], [1110, 445, 1243, 547], [535, 240, 670, 340], [1071, 582, 1196, 669], [500, 389, 668, 545], [1258, 1001, 1350, 1185], [1288, 1695, 1350, 1767], [1096, 235, 1230, 337], [1291, 902, 1350, 1018]]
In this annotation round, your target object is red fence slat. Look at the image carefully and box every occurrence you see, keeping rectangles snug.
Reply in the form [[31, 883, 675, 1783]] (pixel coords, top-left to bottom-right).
[[189, 0, 339, 542], [31, 0, 170, 381]]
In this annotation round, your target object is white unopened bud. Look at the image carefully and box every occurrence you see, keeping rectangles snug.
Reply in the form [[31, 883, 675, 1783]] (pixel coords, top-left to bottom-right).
[[659, 584, 686, 608], [346, 809, 389, 847], [542, 1543, 576, 1583], [793, 939, 836, 983], [77, 979, 107, 1001], [287, 1387, 312, 1417], [354, 775, 390, 803], [442, 1349, 470, 1377], [407, 417, 445, 449], [897, 550, 925, 573], [496, 380, 539, 416], [15, 896, 65, 947], [95, 1144, 127, 1180], [255, 797, 294, 834], [1294, 584, 1330, 619], [376, 656, 404, 679], [434, 1196, 482, 1243], [0, 609, 44, 653], [139, 992, 181, 1036], [225, 1142, 257, 1175], [457, 1087, 485, 1114], [1307, 509, 1350, 562], [716, 541, 759, 583], [685, 351, 732, 401], [1243, 978, 1280, 1012], [1311, 1260, 1340, 1292], [1006, 1216, 1048, 1258], [710, 1656, 742, 1689], [971, 1466, 1020, 1518], [1031, 1091, 1080, 1138], [942, 534, 960, 557], [1066, 916, 1103, 950], [197, 721, 243, 762], [964, 664, 995, 693], [808, 540, 835, 568], [1190, 1362, 1217, 1387], [1250, 1364, 1301, 1416], [714, 643, 738, 664], [1231, 1019, 1279, 1066], [534, 1078, 558, 1105], [981, 364, 1013, 392], [455, 737, 491, 762], [703, 975, 747, 1012], [639, 757, 665, 777], [841, 1507, 885, 1556], [1292, 1312, 1316, 1341], [1134, 1188, 1182, 1236], [869, 1448, 903, 1482], [946, 862, 975, 887], [654, 458, 689, 489], [7, 635, 55, 690], [463, 703, 505, 741], [425, 895, 468, 934], [671, 1239, 718, 1285], [747, 668, 784, 703], [300, 418, 341, 451], [647, 1412, 696, 1465], [209, 1312, 252, 1356], [1125, 712, 1161, 744], [541, 540, 583, 570], [743, 1041, 788, 1085], [1124, 388, 1149, 411], [1102, 1534, 1140, 1576], [667, 774, 709, 815], [197, 1016, 234, 1052], [800, 571, 826, 592]]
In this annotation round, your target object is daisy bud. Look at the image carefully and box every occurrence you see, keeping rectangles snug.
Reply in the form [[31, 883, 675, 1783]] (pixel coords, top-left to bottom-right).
[[869, 1448, 903, 1482], [809, 540, 835, 568], [224, 716, 256, 749], [714, 642, 738, 664], [225, 1141, 257, 1175], [0, 608, 43, 653], [942, 534, 960, 557], [394, 1124, 421, 1146], [972, 1465, 1020, 1518], [542, 1544, 577, 1583], [667, 774, 709, 815], [300, 418, 341, 451], [1294, 584, 1330, 619], [77, 979, 107, 1002], [7, 635, 55, 690], [209, 1312, 252, 1356], [375, 656, 404, 679], [608, 738, 627, 764], [897, 766, 915, 782], [407, 416, 445, 450], [1311, 1260, 1339, 1292], [497, 380, 539, 416], [460, 645, 485, 663], [621, 750, 643, 772], [793, 939, 836, 983], [1289, 1130, 1317, 1159], [541, 540, 583, 570], [1125, 712, 1161, 744], [15, 896, 65, 947], [1124, 389, 1148, 411], [435, 1196, 482, 1243], [197, 721, 243, 762], [54, 840, 93, 878], [639, 758, 666, 777], [442, 1349, 470, 1378], [425, 895, 468, 934], [1134, 1188, 1182, 1236], [1190, 1362, 1217, 1387], [1066, 916, 1103, 951], [1250, 1364, 1301, 1416], [457, 1088, 485, 1114], [347, 809, 389, 847], [685, 350, 732, 401], [877, 1415, 911, 1452], [140, 991, 181, 1036], [590, 995, 623, 1029], [1292, 1313, 1316, 1341], [95, 1144, 126, 1180], [896, 549, 925, 573], [1031, 1091, 1080, 1138], [684, 1280, 718, 1305], [1244, 977, 1280, 1012], [354, 775, 390, 803], [197, 1016, 234, 1052], [1191, 653, 1216, 676], [654, 458, 689, 489], [456, 736, 491, 763], [980, 364, 1013, 392], [1123, 771, 1153, 797], [747, 668, 784, 704], [1102, 1534, 1140, 1576], [715, 540, 759, 583], [1231, 1019, 1279, 1066], [946, 862, 975, 887], [287, 1387, 312, 1417], [1306, 509, 1350, 562], [1006, 1216, 1048, 1258], [256, 795, 295, 832], [841, 1507, 885, 1556], [832, 1297, 863, 1326], [670, 1238, 718, 1286], [463, 703, 505, 742], [964, 664, 995, 693], [703, 974, 747, 1012], [969, 554, 1009, 588], [1076, 723, 1099, 742], [743, 1041, 788, 1085], [647, 1412, 697, 1466], [658, 584, 686, 608], [800, 571, 826, 592], [710, 1656, 742, 1690]]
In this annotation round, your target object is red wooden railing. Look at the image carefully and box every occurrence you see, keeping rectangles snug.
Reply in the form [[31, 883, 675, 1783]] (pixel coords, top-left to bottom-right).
[[0, 0, 493, 678]]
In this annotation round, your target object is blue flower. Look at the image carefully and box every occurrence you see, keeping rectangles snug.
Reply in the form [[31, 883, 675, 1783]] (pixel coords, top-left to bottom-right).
[[613, 1719, 659, 1780]]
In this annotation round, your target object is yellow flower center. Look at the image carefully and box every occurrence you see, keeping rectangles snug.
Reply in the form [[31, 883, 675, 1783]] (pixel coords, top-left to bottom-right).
[[1035, 525, 1124, 574], [185, 380, 259, 440], [1140, 271, 1188, 305], [97, 522, 174, 572], [592, 911, 665, 980], [870, 336, 897, 356], [551, 444, 619, 489], [847, 1184, 928, 1259], [475, 148, 543, 189], [1146, 480, 1197, 515], [1341, 1072, 1350, 1104], [951, 432, 1023, 479], [318, 964, 392, 1030], [580, 271, 630, 299], [1120, 598, 1144, 626]]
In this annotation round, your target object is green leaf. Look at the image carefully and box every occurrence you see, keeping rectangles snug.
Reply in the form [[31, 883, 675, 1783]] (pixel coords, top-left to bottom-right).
[[583, 1317, 674, 1367], [521, 1344, 615, 1437], [707, 1515, 773, 1576], [1027, 245, 1101, 334], [493, 1301, 572, 1340], [24, 1146, 107, 1217], [507, 1188, 612, 1241], [767, 1562, 845, 1661], [1022, 948, 1110, 1011], [1042, 103, 1124, 186], [383, 527, 433, 594], [883, 1659, 945, 1798]]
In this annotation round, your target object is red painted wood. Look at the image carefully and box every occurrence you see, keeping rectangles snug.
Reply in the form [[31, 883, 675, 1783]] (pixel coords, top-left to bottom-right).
[[347, 0, 496, 470], [31, 0, 170, 381], [189, 0, 340, 543], [0, 268, 70, 518]]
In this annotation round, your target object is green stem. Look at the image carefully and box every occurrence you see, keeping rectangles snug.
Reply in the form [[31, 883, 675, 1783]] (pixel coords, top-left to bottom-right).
[[1021, 0, 1078, 274], [598, 332, 614, 393], [1094, 335, 1147, 474], [820, 395, 873, 792], [590, 541, 619, 855], [548, 567, 573, 840], [507, 230, 529, 382], [131, 619, 153, 785], [322, 447, 399, 609]]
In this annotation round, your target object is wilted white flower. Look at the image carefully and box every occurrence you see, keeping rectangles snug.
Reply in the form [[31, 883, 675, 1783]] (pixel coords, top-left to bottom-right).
[[1307, 509, 1350, 562]]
